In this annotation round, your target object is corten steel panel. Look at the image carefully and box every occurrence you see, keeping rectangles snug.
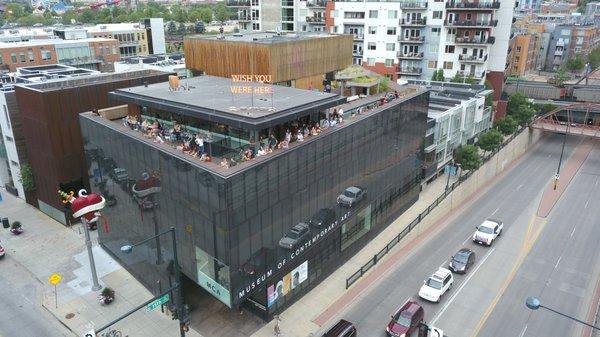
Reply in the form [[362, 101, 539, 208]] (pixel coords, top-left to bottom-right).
[[184, 35, 353, 84], [15, 73, 171, 214]]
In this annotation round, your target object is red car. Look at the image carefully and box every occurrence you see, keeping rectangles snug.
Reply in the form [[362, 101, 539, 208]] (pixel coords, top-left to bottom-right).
[[386, 300, 424, 337]]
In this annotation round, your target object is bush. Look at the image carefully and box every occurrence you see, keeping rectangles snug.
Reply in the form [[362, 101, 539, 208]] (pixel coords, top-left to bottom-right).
[[494, 116, 519, 136], [18, 163, 35, 192], [11, 221, 22, 230], [477, 129, 503, 153], [454, 145, 482, 171]]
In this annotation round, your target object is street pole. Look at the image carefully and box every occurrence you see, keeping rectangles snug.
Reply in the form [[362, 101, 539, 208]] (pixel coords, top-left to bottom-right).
[[171, 227, 185, 337], [554, 122, 568, 190], [81, 217, 102, 291], [445, 161, 454, 191], [152, 207, 163, 265]]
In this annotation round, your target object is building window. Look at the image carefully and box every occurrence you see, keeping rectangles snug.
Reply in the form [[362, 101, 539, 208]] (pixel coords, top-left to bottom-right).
[[445, 45, 455, 53], [433, 11, 443, 19], [386, 43, 395, 51], [443, 61, 453, 69], [253, 23, 260, 30], [388, 10, 397, 19], [331, 10, 338, 18], [368, 42, 376, 50], [369, 10, 378, 18], [28, 49, 34, 62], [387, 27, 396, 35], [368, 26, 377, 34], [3, 105, 10, 130], [428, 44, 438, 53], [428, 60, 437, 69], [41, 49, 52, 60], [0, 54, 3, 64], [431, 27, 440, 36], [345, 12, 365, 19], [5, 135, 13, 142], [19, 53, 25, 63], [385, 59, 394, 67], [367, 57, 375, 66], [10, 53, 17, 63], [10, 160, 18, 167]]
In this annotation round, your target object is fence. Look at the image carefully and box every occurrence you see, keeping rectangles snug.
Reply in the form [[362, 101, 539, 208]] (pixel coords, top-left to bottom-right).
[[345, 126, 527, 289]]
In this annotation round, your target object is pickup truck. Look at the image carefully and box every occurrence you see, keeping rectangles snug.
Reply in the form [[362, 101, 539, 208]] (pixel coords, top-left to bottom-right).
[[472, 219, 503, 246]]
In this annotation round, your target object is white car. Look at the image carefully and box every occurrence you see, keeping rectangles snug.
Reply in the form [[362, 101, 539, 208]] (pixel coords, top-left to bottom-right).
[[418, 268, 453, 303], [472, 219, 503, 246]]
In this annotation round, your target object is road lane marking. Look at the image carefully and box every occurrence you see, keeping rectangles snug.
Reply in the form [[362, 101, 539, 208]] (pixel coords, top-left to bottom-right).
[[463, 235, 472, 245], [518, 325, 528, 337], [570, 227, 576, 238], [491, 207, 499, 216], [430, 247, 496, 326], [469, 215, 547, 337], [554, 256, 562, 270], [584, 200, 589, 209], [516, 184, 523, 190]]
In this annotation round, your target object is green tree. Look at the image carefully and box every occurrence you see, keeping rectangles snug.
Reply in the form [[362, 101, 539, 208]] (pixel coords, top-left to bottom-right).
[[565, 56, 585, 73], [588, 47, 600, 71], [199, 7, 213, 23], [551, 68, 569, 87], [166, 20, 177, 36], [79, 9, 95, 23], [5, 3, 26, 21], [477, 129, 503, 153], [431, 69, 443, 81], [513, 104, 536, 126], [18, 163, 36, 192], [506, 92, 528, 115], [536, 103, 556, 116], [214, 3, 231, 23], [450, 73, 477, 84], [178, 22, 187, 35], [454, 145, 482, 171], [494, 116, 519, 136], [62, 10, 78, 25]]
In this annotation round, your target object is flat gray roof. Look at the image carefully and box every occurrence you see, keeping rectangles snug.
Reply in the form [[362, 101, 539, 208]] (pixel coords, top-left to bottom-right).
[[187, 32, 343, 44], [111, 75, 344, 130]]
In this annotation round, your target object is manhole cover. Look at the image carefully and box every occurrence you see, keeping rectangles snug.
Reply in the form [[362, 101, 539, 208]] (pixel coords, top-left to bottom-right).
[[65, 313, 75, 319]]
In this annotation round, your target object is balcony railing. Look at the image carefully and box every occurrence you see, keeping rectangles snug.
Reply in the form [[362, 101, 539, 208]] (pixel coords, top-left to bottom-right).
[[458, 54, 488, 63], [351, 33, 364, 40], [399, 1, 427, 9], [400, 18, 427, 26], [238, 14, 251, 21], [306, 16, 325, 23], [353, 50, 363, 56], [453, 36, 495, 44], [282, 16, 294, 22], [397, 51, 424, 59], [445, 1, 500, 10], [307, 0, 327, 7], [227, 0, 250, 6], [397, 66, 422, 75], [444, 19, 498, 27], [398, 35, 425, 43], [457, 70, 485, 79]]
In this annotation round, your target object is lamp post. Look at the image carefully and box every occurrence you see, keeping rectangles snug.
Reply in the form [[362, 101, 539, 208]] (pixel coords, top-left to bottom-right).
[[445, 161, 456, 191], [525, 296, 600, 331], [121, 227, 186, 337], [554, 121, 569, 190]]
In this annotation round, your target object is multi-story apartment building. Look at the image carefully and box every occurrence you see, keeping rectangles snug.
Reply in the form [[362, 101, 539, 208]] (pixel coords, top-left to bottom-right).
[[87, 23, 151, 57], [545, 23, 599, 71], [509, 31, 542, 76]]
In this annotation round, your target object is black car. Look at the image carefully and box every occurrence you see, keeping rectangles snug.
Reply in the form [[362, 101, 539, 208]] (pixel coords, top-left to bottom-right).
[[448, 248, 476, 274], [309, 208, 336, 228]]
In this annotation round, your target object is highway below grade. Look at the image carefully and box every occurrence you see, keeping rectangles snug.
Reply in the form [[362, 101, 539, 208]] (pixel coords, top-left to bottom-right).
[[329, 133, 600, 337]]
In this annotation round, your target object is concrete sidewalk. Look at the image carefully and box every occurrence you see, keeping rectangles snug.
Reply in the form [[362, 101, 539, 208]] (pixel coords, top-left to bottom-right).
[[0, 192, 203, 337]]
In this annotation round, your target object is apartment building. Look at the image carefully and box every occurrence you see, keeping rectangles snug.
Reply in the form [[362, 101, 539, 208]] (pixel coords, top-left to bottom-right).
[[87, 23, 151, 57], [545, 23, 599, 71], [509, 32, 542, 76]]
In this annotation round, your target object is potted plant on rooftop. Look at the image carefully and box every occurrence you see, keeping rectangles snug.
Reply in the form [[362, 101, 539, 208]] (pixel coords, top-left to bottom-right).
[[10, 221, 23, 235], [98, 287, 115, 305]]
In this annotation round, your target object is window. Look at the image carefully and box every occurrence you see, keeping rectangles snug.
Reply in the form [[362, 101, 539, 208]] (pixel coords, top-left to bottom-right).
[[366, 57, 375, 66], [41, 49, 52, 60], [0, 54, 3, 64], [433, 11, 442, 19], [3, 105, 10, 130], [368, 26, 377, 34], [368, 42, 376, 50], [428, 60, 437, 69], [386, 43, 395, 51], [253, 23, 260, 30], [516, 46, 521, 52], [10, 160, 18, 167], [428, 44, 438, 53], [28, 49, 34, 61], [331, 10, 338, 18], [388, 10, 397, 19], [345, 12, 365, 19], [443, 61, 453, 69], [19, 52, 25, 63], [432, 28, 440, 36], [369, 10, 378, 18], [112, 46, 117, 54], [387, 27, 396, 35], [445, 45, 455, 53], [385, 59, 394, 67], [5, 135, 13, 142], [10, 53, 17, 63]]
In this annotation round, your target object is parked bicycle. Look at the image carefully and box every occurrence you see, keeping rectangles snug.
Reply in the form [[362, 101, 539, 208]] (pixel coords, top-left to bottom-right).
[[101, 328, 122, 337]]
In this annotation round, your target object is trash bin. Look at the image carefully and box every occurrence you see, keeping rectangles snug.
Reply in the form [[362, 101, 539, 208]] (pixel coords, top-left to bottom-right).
[[2, 217, 9, 229]]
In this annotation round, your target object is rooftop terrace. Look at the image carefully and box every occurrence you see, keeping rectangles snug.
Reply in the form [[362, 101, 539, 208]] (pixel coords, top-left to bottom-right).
[[186, 32, 345, 44]]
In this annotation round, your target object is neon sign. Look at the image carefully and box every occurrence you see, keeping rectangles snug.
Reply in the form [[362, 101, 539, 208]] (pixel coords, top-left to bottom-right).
[[230, 74, 274, 94]]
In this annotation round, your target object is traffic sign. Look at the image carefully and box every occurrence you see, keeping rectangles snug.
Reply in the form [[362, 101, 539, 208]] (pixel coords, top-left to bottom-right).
[[83, 329, 96, 337], [146, 294, 170, 312], [49, 273, 62, 285]]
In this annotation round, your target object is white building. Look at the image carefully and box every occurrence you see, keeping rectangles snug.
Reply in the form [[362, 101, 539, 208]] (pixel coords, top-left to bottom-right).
[[114, 54, 190, 78]]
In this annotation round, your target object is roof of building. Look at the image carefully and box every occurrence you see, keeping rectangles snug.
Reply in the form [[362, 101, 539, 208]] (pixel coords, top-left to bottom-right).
[[0, 64, 100, 92], [86, 23, 146, 32], [0, 37, 116, 49], [187, 31, 345, 44], [111, 75, 344, 130]]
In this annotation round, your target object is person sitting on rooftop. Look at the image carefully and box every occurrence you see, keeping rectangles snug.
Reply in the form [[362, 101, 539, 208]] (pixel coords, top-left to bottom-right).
[[296, 130, 304, 142], [200, 153, 211, 162], [311, 126, 318, 136], [279, 139, 289, 149], [257, 146, 267, 156], [244, 148, 254, 161], [285, 129, 292, 144], [330, 117, 337, 126], [268, 134, 278, 150], [220, 157, 229, 169]]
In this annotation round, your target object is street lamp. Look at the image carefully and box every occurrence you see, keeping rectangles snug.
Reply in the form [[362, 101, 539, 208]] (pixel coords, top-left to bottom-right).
[[525, 296, 600, 331], [121, 227, 186, 337]]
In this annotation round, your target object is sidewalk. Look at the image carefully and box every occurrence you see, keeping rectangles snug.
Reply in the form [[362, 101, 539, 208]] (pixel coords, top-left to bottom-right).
[[251, 171, 459, 337], [0, 192, 203, 337]]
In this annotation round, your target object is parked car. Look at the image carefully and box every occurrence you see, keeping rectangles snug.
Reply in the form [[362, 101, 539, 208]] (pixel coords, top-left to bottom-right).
[[278, 223, 310, 249], [309, 208, 336, 228], [386, 300, 424, 337], [337, 186, 366, 207], [240, 247, 275, 276], [418, 268, 454, 303], [0, 244, 5, 259], [323, 319, 357, 337], [448, 248, 476, 274], [111, 168, 129, 182], [472, 219, 503, 246]]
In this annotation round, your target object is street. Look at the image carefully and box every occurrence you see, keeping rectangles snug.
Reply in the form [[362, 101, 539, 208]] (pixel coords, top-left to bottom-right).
[[332, 134, 600, 336]]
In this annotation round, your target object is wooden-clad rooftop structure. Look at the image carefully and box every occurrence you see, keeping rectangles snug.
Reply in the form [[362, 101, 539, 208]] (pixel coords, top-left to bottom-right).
[[184, 32, 353, 89]]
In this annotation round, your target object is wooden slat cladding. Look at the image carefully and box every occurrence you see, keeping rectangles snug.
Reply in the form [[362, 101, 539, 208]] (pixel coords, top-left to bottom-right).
[[184, 35, 353, 84]]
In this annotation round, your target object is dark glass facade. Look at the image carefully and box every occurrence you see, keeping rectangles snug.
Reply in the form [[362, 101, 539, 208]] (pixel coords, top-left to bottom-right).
[[79, 91, 428, 319]]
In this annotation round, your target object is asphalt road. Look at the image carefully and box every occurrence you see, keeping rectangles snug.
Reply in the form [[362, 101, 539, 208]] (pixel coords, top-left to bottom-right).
[[331, 134, 597, 337], [0, 253, 73, 337]]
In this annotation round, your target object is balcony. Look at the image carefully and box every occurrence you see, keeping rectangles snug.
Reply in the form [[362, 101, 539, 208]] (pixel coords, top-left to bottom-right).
[[227, 0, 250, 6], [444, 19, 498, 27], [400, 18, 427, 26], [306, 16, 325, 24], [445, 1, 500, 10], [398, 35, 425, 43], [397, 51, 423, 59], [459, 54, 488, 63], [399, 1, 427, 9], [453, 36, 495, 45], [238, 14, 251, 21], [353, 50, 363, 57], [457, 70, 486, 79], [351, 33, 364, 40], [397, 66, 422, 75], [307, 0, 326, 7]]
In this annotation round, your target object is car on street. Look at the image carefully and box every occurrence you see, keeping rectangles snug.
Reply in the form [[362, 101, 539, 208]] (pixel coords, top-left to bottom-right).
[[418, 268, 454, 303], [448, 248, 476, 274], [386, 300, 424, 337], [472, 219, 503, 246], [337, 186, 366, 207], [309, 208, 336, 228], [278, 222, 310, 249], [0, 244, 5, 259], [111, 168, 129, 182], [323, 319, 357, 337]]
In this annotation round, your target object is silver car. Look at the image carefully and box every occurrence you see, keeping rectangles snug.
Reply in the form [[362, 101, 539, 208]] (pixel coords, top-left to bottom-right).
[[278, 223, 310, 249], [337, 186, 366, 207]]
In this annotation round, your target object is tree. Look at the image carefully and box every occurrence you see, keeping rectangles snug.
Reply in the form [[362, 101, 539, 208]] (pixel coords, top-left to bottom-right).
[[551, 68, 569, 87], [536, 103, 556, 116], [79, 9, 95, 23], [214, 3, 231, 23], [178, 22, 187, 35], [18, 163, 35, 192], [199, 7, 213, 24], [513, 104, 536, 126], [450, 73, 477, 84], [477, 129, 503, 153], [507, 93, 528, 116], [166, 21, 177, 36], [431, 69, 444, 81], [454, 145, 482, 171], [494, 116, 519, 136], [588, 47, 600, 71], [565, 56, 585, 73]]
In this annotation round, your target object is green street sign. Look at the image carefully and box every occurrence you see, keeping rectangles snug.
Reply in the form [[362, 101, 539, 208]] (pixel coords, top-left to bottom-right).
[[146, 294, 170, 312]]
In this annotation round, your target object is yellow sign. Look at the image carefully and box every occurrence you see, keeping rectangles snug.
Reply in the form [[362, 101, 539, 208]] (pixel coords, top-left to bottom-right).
[[48, 273, 62, 285], [230, 74, 274, 94]]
